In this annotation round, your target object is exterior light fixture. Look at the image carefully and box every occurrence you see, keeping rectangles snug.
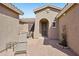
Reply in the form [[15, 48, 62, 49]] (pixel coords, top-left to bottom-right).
[[46, 9, 50, 13], [63, 13, 66, 16]]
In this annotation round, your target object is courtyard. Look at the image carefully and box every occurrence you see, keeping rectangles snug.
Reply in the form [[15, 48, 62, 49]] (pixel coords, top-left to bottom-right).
[[0, 37, 77, 56], [26, 37, 77, 56], [0, 3, 79, 56]]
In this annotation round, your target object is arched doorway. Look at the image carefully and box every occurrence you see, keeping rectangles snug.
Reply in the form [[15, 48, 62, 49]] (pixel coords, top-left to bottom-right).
[[39, 19, 49, 37]]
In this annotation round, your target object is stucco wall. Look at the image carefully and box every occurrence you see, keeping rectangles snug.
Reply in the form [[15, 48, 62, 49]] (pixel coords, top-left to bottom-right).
[[34, 8, 59, 39], [0, 13, 19, 51], [0, 4, 19, 19], [58, 4, 79, 55], [19, 23, 28, 33]]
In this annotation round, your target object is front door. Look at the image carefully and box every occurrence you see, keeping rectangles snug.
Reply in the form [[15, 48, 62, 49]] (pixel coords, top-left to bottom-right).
[[41, 22, 48, 37]]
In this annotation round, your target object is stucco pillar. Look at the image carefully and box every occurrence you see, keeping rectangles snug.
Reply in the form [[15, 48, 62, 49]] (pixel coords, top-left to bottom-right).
[[48, 20, 52, 39], [48, 21, 50, 38], [34, 19, 41, 39]]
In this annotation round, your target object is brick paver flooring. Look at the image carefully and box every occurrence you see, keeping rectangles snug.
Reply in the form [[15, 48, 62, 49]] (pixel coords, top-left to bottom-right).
[[0, 37, 77, 56], [27, 37, 77, 56]]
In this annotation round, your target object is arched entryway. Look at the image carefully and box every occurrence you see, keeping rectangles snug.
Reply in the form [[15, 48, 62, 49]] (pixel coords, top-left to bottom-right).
[[39, 19, 49, 37]]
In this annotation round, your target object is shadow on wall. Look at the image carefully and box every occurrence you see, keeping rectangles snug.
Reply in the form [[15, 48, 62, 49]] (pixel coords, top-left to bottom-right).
[[43, 37, 78, 56]]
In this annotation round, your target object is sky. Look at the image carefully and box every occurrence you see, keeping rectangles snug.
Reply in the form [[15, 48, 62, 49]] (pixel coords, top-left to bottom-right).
[[13, 3, 66, 18]]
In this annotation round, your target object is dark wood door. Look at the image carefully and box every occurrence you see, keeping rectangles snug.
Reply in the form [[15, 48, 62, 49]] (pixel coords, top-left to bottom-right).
[[41, 23, 48, 37]]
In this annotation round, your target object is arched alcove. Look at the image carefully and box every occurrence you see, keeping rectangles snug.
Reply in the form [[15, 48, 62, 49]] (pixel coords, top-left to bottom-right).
[[39, 18, 49, 37]]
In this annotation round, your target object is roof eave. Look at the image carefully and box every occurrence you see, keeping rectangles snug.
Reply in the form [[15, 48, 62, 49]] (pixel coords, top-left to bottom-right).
[[56, 3, 75, 19], [20, 18, 35, 23], [34, 5, 62, 14], [2, 3, 24, 15]]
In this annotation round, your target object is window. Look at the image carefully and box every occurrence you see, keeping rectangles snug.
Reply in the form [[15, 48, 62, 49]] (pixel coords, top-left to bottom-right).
[[52, 21, 56, 28]]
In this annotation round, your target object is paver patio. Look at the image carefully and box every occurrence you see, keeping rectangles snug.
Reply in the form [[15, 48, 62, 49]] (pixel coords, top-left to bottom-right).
[[0, 37, 77, 56], [27, 37, 77, 56]]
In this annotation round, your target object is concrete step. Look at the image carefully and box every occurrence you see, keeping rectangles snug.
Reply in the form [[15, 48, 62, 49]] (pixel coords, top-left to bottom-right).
[[0, 48, 14, 56], [14, 51, 27, 56]]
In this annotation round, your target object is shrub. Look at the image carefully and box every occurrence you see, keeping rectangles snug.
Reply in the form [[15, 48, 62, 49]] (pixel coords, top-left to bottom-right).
[[59, 33, 68, 47]]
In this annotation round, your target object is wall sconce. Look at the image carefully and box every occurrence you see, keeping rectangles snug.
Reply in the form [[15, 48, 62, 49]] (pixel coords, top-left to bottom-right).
[[46, 9, 50, 13], [63, 13, 66, 16]]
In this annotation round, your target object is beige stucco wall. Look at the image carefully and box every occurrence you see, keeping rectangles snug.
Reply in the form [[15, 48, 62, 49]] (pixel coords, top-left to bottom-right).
[[15, 22, 28, 53], [0, 4, 19, 19], [19, 23, 28, 33], [0, 13, 19, 51], [34, 8, 60, 39], [58, 4, 79, 55]]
